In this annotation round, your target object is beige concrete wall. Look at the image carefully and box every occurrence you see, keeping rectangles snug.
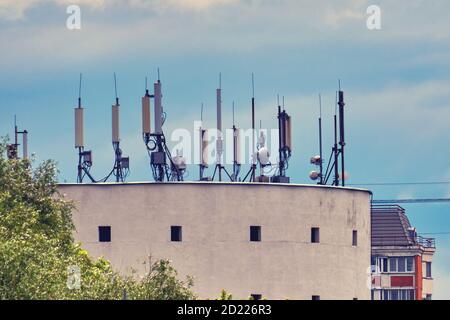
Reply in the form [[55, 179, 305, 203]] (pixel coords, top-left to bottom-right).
[[59, 182, 371, 300]]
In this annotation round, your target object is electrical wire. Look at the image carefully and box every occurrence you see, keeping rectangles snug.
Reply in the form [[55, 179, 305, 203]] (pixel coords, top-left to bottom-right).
[[351, 181, 450, 186], [372, 198, 450, 204]]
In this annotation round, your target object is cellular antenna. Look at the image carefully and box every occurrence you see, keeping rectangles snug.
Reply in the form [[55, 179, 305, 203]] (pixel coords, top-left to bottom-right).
[[143, 71, 186, 182], [271, 95, 292, 184], [243, 73, 257, 182], [111, 73, 130, 183], [212, 73, 232, 182]]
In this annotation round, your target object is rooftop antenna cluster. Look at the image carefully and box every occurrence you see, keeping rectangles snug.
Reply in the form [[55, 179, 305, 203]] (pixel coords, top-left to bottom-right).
[[71, 71, 349, 186], [6, 115, 28, 160], [142, 69, 186, 182], [74, 73, 130, 184], [309, 80, 347, 187]]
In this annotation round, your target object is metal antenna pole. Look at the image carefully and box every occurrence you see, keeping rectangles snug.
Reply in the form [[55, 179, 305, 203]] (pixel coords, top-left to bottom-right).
[[319, 94, 323, 185], [338, 86, 346, 187], [243, 73, 257, 182], [78, 73, 82, 108], [334, 91, 339, 186]]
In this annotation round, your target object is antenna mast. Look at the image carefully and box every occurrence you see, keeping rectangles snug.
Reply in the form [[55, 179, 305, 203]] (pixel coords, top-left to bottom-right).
[[142, 70, 185, 182], [212, 73, 232, 181], [7, 116, 28, 160], [111, 73, 130, 183], [271, 96, 292, 184], [199, 102, 210, 181], [243, 73, 257, 182], [231, 101, 241, 181]]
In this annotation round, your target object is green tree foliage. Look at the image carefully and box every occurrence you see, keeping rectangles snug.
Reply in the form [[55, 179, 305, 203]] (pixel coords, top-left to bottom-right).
[[0, 138, 195, 300]]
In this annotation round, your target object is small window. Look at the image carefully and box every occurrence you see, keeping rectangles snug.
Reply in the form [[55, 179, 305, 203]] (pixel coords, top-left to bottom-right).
[[406, 257, 414, 272], [250, 226, 261, 242], [389, 258, 397, 272], [425, 294, 432, 301], [98, 226, 111, 242], [382, 258, 388, 272], [251, 294, 262, 300], [352, 230, 358, 246], [398, 257, 406, 272], [425, 262, 432, 278], [311, 227, 320, 243], [171, 226, 182, 242], [353, 298, 358, 301], [312, 295, 320, 301]]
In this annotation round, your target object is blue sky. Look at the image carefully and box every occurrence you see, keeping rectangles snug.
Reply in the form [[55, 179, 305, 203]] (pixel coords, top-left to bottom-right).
[[1, 0, 449, 298]]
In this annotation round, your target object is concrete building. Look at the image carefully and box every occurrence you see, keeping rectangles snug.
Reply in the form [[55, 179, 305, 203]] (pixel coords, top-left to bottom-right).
[[371, 205, 436, 300], [59, 182, 372, 300]]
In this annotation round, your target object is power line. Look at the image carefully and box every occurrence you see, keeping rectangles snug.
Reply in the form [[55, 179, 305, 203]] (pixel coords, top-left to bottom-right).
[[372, 198, 450, 204], [421, 232, 450, 235], [351, 181, 450, 186]]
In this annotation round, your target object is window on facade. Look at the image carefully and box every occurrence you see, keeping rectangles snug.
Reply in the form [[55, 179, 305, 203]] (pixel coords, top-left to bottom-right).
[[98, 226, 111, 242], [406, 257, 414, 272], [251, 294, 262, 300], [398, 257, 406, 272], [386, 257, 414, 273], [352, 230, 358, 246], [381, 258, 388, 272], [382, 289, 415, 301], [250, 226, 261, 242], [426, 262, 432, 278], [171, 226, 182, 242], [311, 228, 320, 243], [312, 295, 320, 301], [425, 294, 432, 301], [389, 258, 398, 272]]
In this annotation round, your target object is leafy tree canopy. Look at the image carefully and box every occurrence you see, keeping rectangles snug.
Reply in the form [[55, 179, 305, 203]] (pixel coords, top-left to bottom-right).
[[0, 138, 195, 300]]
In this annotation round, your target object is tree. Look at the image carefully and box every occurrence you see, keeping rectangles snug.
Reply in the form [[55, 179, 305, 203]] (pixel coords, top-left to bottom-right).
[[0, 138, 196, 300]]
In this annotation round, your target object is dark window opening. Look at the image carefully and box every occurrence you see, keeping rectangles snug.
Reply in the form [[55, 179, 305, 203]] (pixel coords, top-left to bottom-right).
[[352, 230, 358, 246], [312, 295, 320, 301], [98, 226, 111, 242], [251, 294, 262, 300], [171, 226, 182, 242], [311, 227, 320, 243], [250, 226, 261, 242], [426, 262, 432, 278]]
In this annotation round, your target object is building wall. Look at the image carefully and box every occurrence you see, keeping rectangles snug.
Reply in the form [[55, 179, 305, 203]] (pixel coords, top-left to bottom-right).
[[59, 182, 372, 300]]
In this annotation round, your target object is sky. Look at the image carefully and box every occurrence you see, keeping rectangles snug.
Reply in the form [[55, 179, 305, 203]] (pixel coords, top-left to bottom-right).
[[0, 0, 449, 299]]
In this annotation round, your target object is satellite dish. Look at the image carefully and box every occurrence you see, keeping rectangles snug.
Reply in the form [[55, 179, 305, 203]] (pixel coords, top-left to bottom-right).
[[173, 155, 187, 170], [309, 171, 320, 181], [258, 147, 270, 166], [310, 155, 321, 165]]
